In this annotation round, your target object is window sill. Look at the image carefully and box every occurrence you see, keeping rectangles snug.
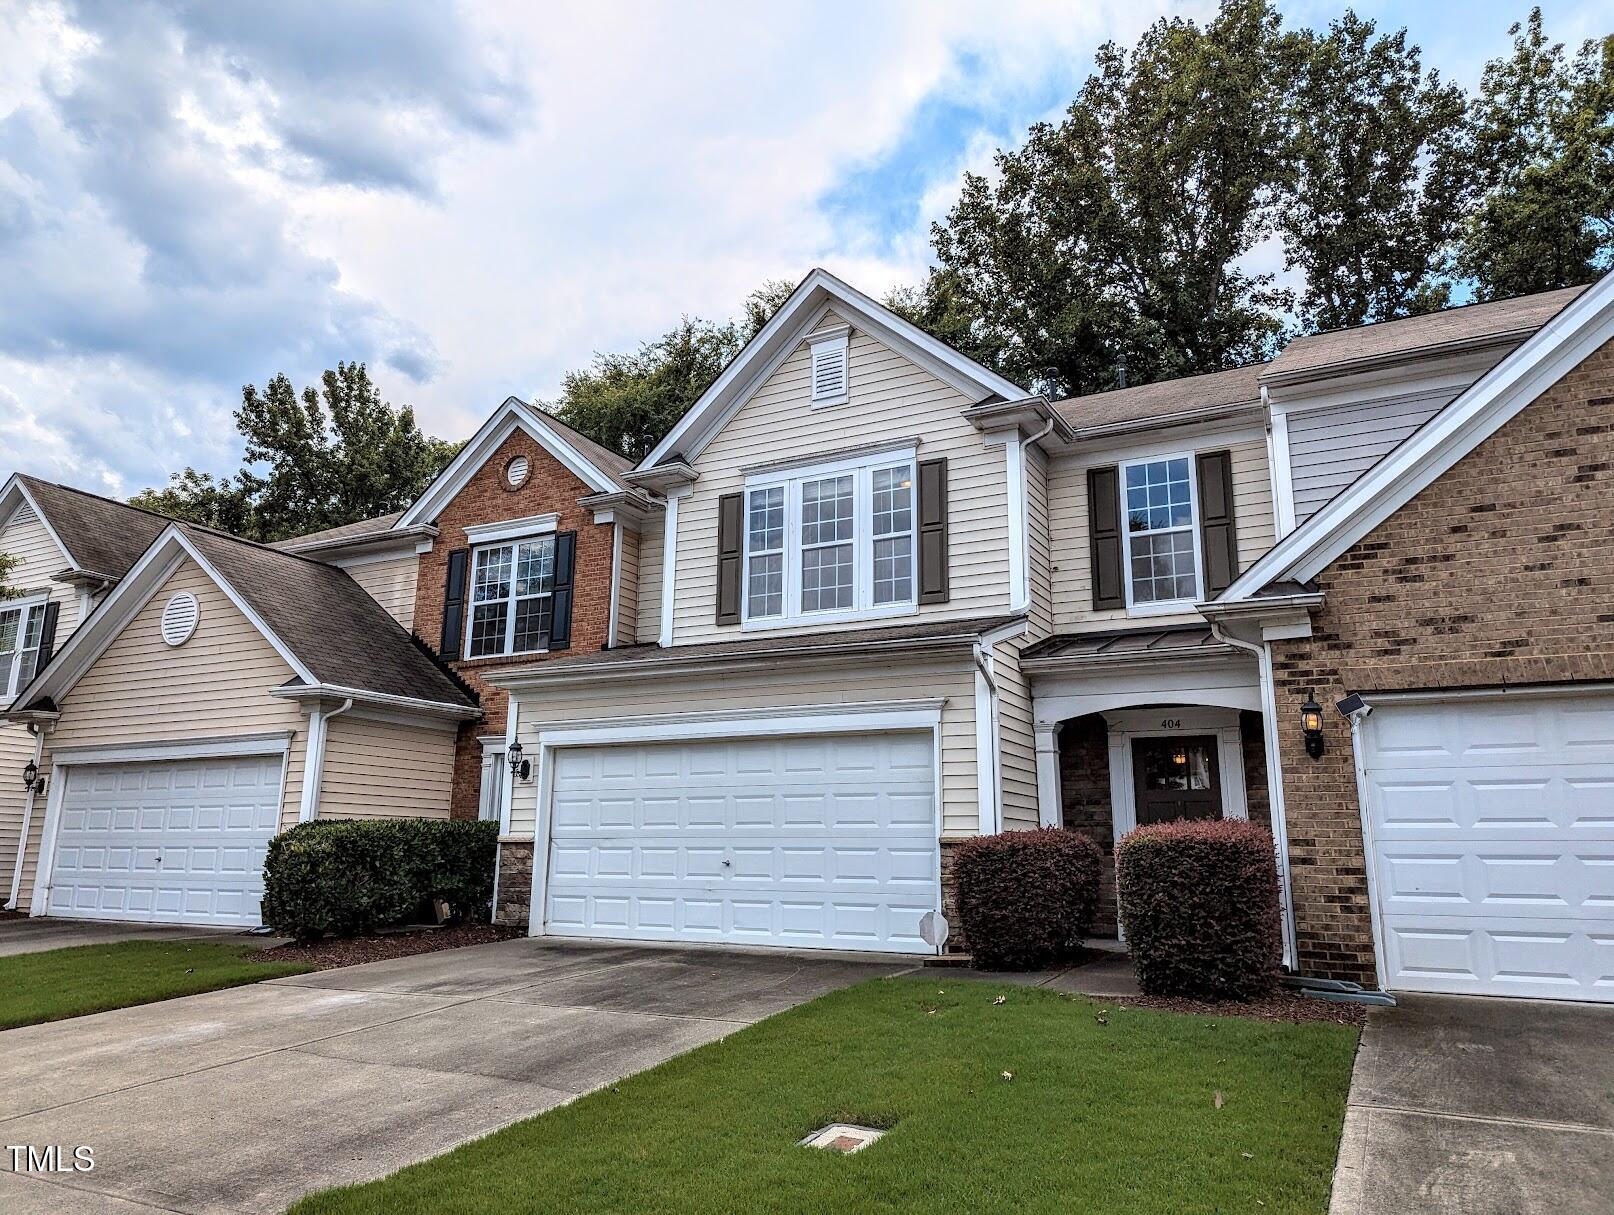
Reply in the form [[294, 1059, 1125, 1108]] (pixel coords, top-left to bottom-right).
[[458, 648, 551, 665], [739, 601, 919, 632], [1124, 598, 1202, 619]]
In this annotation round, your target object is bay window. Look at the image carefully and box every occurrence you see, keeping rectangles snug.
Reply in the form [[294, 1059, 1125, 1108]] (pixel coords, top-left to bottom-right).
[[467, 536, 556, 658], [1121, 454, 1201, 609], [742, 451, 917, 626]]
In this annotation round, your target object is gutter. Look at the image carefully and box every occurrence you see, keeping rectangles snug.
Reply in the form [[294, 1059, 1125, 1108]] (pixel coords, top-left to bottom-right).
[[1062, 398, 1263, 443], [1196, 591, 1326, 620], [277, 523, 439, 559], [269, 684, 482, 721]]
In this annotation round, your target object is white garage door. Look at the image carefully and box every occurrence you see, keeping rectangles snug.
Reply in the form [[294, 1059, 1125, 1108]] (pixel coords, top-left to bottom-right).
[[1362, 694, 1614, 1001], [47, 754, 284, 927], [544, 731, 938, 954]]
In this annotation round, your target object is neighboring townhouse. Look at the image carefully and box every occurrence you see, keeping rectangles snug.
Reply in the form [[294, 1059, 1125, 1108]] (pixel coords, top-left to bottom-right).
[[0, 481, 478, 925]]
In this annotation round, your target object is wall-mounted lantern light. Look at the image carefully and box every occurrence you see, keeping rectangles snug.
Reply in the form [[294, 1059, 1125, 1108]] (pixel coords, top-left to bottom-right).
[[507, 741, 532, 782], [1300, 690, 1325, 759], [21, 760, 44, 794]]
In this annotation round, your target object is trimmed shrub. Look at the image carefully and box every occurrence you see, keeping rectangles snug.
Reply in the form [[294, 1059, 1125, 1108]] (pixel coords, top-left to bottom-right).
[[262, 819, 499, 943], [954, 828, 1103, 970], [1115, 818, 1281, 999]]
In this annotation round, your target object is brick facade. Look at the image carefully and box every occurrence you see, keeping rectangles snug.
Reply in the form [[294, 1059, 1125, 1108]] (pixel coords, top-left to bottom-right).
[[1272, 336, 1614, 985], [411, 428, 619, 821]]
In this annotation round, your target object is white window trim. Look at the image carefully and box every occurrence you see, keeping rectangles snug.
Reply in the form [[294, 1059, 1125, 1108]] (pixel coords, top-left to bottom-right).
[[464, 512, 559, 546], [807, 327, 850, 408], [464, 535, 558, 661], [1118, 450, 1204, 617], [0, 593, 50, 706], [740, 447, 919, 632]]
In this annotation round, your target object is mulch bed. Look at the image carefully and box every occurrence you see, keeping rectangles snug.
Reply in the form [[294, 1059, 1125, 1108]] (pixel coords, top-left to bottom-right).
[[1115, 987, 1369, 1027], [257, 922, 522, 971]]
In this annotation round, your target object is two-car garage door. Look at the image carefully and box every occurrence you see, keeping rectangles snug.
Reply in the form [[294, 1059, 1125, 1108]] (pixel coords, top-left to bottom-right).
[[543, 731, 938, 954], [1361, 693, 1614, 1002], [45, 754, 283, 927]]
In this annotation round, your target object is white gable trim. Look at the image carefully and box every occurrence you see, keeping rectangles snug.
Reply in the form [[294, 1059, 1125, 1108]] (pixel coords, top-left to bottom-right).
[[1222, 273, 1614, 598], [642, 268, 1026, 468], [7, 525, 317, 713], [0, 476, 78, 573], [397, 396, 622, 529]]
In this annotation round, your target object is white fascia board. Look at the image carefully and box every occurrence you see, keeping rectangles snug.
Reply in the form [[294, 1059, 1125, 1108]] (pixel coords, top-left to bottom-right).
[[1222, 272, 1614, 600], [641, 268, 1027, 469], [11, 526, 319, 711], [268, 683, 480, 721], [397, 397, 621, 528], [0, 476, 79, 573]]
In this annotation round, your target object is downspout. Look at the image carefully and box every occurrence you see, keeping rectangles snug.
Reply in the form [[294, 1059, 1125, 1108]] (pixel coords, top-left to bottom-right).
[[1207, 620, 1300, 972], [972, 640, 1002, 836], [5, 724, 49, 910], [298, 697, 354, 823]]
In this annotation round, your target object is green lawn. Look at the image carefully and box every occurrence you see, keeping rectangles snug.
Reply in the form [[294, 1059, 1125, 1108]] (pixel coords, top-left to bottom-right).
[[0, 939, 313, 1030], [292, 977, 1359, 1215]]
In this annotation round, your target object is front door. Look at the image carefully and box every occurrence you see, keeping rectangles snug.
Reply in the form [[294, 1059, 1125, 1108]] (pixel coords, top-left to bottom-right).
[[1132, 736, 1222, 826]]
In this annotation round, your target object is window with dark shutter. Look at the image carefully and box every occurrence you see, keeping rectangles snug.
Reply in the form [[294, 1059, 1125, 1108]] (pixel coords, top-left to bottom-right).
[[1087, 465, 1124, 610], [715, 492, 743, 625], [440, 548, 469, 657], [1196, 449, 1239, 595], [917, 457, 949, 604], [546, 530, 577, 649], [35, 601, 60, 669]]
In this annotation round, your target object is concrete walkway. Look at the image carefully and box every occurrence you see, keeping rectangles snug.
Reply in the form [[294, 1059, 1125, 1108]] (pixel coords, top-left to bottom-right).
[[0, 937, 903, 1214], [1330, 993, 1614, 1214], [0, 916, 276, 958]]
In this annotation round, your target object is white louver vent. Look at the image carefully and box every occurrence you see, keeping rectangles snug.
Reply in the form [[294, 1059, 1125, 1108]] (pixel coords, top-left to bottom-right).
[[160, 591, 200, 647], [505, 455, 531, 489], [809, 330, 850, 405]]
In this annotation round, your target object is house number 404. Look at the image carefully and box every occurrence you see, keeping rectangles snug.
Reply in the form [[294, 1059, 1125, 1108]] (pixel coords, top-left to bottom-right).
[[1159, 719, 1182, 730]]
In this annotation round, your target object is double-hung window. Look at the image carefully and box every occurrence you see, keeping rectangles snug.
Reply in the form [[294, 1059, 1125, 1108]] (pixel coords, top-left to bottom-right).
[[0, 598, 48, 703], [467, 536, 556, 658], [742, 451, 916, 627], [1120, 454, 1200, 610]]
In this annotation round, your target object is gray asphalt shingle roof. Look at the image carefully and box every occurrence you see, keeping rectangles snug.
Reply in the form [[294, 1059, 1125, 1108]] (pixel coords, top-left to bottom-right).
[[273, 512, 405, 551], [16, 476, 169, 577]]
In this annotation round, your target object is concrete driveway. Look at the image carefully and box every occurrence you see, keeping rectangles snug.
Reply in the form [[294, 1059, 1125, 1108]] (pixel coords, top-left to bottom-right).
[[0, 937, 905, 1214], [0, 916, 274, 958], [1331, 994, 1614, 1214]]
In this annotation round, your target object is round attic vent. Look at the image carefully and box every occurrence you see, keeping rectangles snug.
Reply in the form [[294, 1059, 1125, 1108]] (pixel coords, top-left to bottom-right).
[[505, 455, 531, 489], [160, 591, 200, 647]]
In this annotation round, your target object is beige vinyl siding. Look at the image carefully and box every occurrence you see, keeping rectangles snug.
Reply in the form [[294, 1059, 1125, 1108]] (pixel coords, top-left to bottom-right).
[[42, 560, 307, 850], [993, 639, 1039, 830], [1, 503, 85, 904], [614, 525, 640, 645], [1025, 443, 1053, 643], [668, 313, 1009, 645], [319, 714, 455, 820], [340, 553, 419, 631], [1286, 388, 1455, 523], [1048, 436, 1275, 633], [509, 655, 978, 838], [635, 511, 663, 644]]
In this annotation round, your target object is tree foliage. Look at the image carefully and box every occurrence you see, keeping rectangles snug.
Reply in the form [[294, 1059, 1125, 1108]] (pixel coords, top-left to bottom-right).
[[1456, 10, 1614, 297], [131, 363, 459, 543], [549, 279, 795, 461], [0, 550, 17, 600]]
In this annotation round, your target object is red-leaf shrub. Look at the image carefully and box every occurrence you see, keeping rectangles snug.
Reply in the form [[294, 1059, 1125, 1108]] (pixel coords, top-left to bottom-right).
[[1115, 818, 1281, 999], [954, 828, 1103, 970]]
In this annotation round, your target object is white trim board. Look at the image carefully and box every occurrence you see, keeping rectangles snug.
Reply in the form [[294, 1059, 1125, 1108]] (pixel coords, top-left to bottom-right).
[[642, 268, 1026, 468], [1223, 272, 1614, 597]]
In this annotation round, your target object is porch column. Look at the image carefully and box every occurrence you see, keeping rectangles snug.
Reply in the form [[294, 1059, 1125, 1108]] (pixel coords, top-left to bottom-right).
[[1035, 723, 1062, 827]]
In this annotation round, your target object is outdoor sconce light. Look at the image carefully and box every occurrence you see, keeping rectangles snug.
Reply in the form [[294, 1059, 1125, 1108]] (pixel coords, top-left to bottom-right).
[[507, 741, 532, 782], [21, 760, 44, 795], [1300, 690, 1325, 759]]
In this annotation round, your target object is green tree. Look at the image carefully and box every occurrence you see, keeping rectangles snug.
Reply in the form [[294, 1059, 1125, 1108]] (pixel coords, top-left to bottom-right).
[[131, 363, 459, 542], [923, 0, 1291, 397], [1276, 12, 1469, 329], [550, 280, 796, 461], [0, 550, 17, 599], [1458, 9, 1614, 297]]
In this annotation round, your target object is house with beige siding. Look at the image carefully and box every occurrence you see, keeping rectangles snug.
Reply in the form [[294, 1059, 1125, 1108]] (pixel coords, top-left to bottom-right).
[[8, 265, 1612, 1008]]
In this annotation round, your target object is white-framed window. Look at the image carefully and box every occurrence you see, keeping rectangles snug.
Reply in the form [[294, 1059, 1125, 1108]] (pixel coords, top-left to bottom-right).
[[0, 596, 49, 702], [742, 450, 917, 628], [1120, 454, 1201, 612], [466, 536, 557, 658], [808, 330, 850, 406]]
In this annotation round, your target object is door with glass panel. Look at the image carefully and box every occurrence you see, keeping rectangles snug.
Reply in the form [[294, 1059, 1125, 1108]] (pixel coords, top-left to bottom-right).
[[1131, 736, 1222, 825]]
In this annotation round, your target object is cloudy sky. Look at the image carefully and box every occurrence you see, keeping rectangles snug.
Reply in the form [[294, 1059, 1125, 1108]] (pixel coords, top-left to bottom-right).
[[2, 1, 1605, 496]]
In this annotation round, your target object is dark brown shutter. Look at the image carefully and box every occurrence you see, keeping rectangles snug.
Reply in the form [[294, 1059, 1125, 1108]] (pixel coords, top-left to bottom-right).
[[35, 600, 61, 668], [715, 492, 743, 625], [440, 548, 469, 657], [547, 531, 577, 650], [1196, 449, 1239, 595], [1088, 465, 1124, 610], [917, 457, 949, 604]]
